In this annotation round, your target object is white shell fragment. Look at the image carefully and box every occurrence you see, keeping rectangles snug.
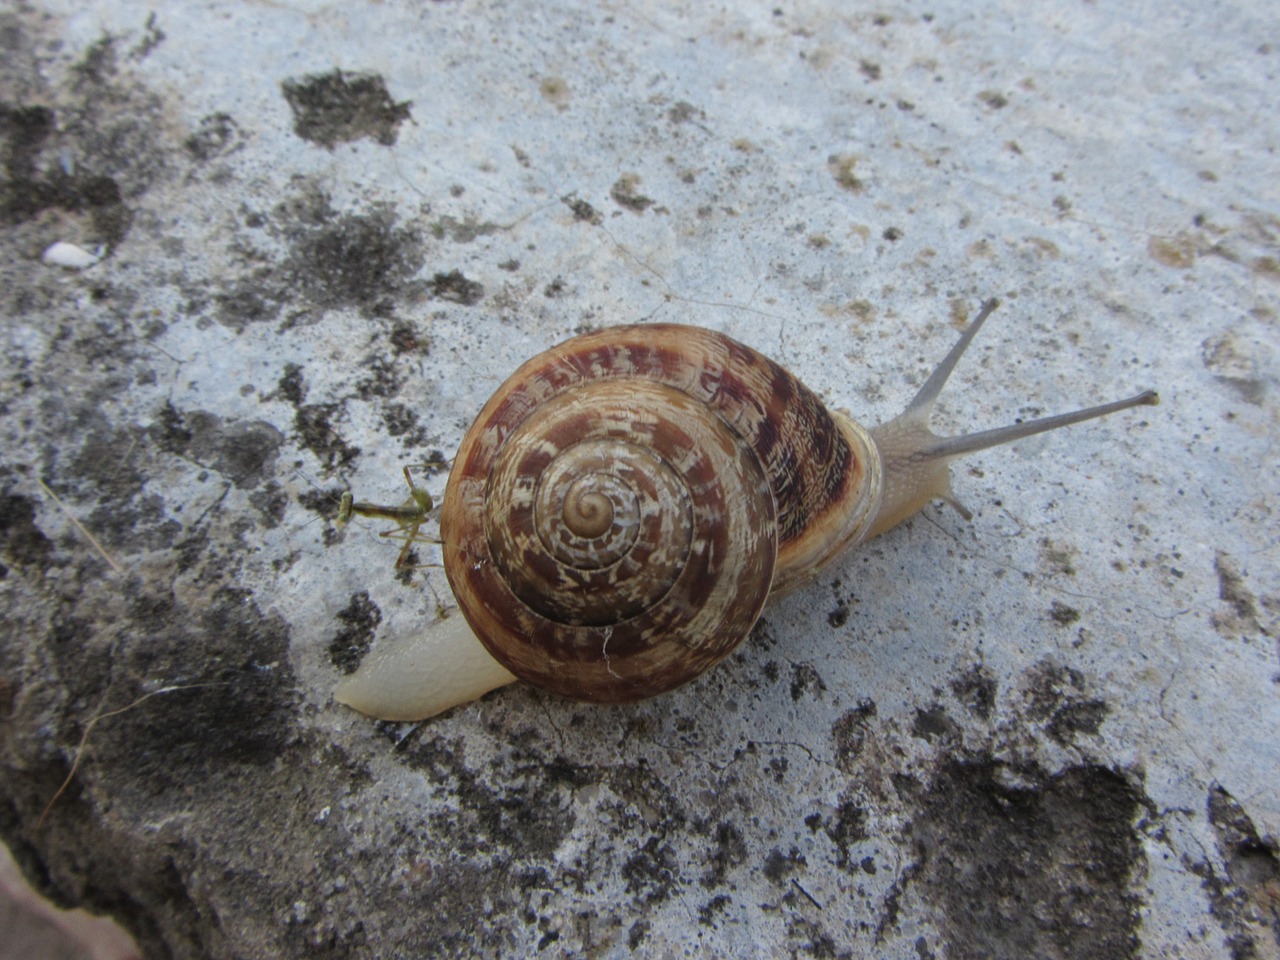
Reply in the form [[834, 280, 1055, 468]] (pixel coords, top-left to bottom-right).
[[41, 241, 105, 269], [333, 613, 517, 721]]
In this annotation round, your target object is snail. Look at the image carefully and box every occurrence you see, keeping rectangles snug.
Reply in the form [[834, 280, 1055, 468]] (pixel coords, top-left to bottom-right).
[[334, 298, 1158, 721]]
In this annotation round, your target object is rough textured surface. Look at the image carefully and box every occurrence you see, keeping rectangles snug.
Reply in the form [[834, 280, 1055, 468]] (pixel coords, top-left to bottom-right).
[[1, 2, 1278, 958]]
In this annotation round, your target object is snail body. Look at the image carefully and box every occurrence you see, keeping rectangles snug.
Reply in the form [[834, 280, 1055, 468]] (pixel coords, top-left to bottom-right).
[[335, 300, 1157, 720]]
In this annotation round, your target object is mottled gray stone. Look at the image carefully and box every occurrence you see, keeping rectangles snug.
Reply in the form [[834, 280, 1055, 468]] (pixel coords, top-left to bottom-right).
[[2, 2, 1278, 959]]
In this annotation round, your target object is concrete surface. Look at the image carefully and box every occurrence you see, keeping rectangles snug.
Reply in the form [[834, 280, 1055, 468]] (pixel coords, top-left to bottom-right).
[[1, 1, 1277, 958]]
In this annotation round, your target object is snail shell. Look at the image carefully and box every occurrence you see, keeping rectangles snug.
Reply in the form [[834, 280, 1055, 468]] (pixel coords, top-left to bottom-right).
[[441, 323, 881, 702], [335, 300, 1158, 720]]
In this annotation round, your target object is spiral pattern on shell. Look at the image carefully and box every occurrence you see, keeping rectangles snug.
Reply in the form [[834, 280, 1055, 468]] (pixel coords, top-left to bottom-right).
[[440, 323, 881, 702]]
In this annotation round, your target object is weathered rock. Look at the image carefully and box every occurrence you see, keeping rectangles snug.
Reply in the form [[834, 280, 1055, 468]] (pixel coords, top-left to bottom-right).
[[2, 3, 1277, 958]]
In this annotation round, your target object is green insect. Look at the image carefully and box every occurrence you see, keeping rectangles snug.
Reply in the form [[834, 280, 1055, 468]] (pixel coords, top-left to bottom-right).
[[338, 465, 437, 569]]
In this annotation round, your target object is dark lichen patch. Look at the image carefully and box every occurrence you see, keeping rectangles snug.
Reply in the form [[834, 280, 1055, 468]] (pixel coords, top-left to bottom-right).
[[1023, 660, 1109, 746], [0, 492, 55, 574], [380, 402, 427, 444], [910, 703, 959, 743], [98, 587, 298, 790], [831, 699, 876, 774], [623, 837, 679, 903], [388, 320, 431, 355], [563, 195, 603, 224], [283, 206, 426, 316], [762, 846, 807, 885], [702, 821, 748, 887], [822, 797, 868, 872], [148, 405, 284, 490], [827, 153, 864, 193], [1049, 600, 1081, 626], [429, 215, 500, 243], [280, 70, 411, 148], [1039, 537, 1078, 577], [293, 403, 360, 471], [785, 913, 846, 959], [214, 278, 283, 331], [698, 893, 732, 925], [0, 27, 170, 252], [1191, 785, 1280, 957], [1148, 233, 1197, 269], [949, 664, 996, 721], [0, 105, 128, 247], [429, 269, 484, 305], [610, 173, 654, 212], [1046, 698, 1108, 744], [184, 112, 241, 161], [1214, 551, 1261, 635], [789, 662, 827, 701], [355, 355, 405, 401], [910, 759, 1145, 960], [328, 592, 382, 674], [70, 420, 148, 504], [395, 734, 583, 865], [247, 481, 289, 529]]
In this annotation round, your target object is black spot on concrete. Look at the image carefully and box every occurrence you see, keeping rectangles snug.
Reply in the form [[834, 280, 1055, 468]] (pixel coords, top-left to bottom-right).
[[429, 269, 484, 305], [1049, 600, 1081, 626], [388, 320, 430, 355], [823, 797, 868, 872], [281, 70, 411, 148], [628, 920, 650, 950], [1191, 785, 1280, 957], [698, 893, 731, 925], [274, 364, 306, 406], [396, 734, 583, 866], [763, 846, 806, 885], [786, 913, 846, 959], [827, 597, 850, 627], [623, 836, 679, 903], [381, 402, 425, 443], [563, 195, 603, 224], [285, 207, 425, 315], [184, 112, 240, 161], [148, 405, 284, 490], [328, 591, 382, 675], [0, 492, 54, 575], [212, 189, 426, 328], [610, 174, 654, 212], [910, 703, 960, 743], [789, 662, 827, 701], [355, 355, 403, 400], [950, 664, 996, 720], [70, 419, 147, 503], [0, 103, 131, 245], [214, 278, 283, 331], [264, 366, 360, 471], [1, 28, 168, 250], [1046, 698, 1109, 745], [1024, 660, 1109, 746], [702, 821, 748, 887], [429, 215, 500, 243], [1216, 556, 1257, 619], [831, 699, 876, 774], [293, 403, 359, 471], [104, 587, 298, 789], [909, 759, 1145, 959]]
